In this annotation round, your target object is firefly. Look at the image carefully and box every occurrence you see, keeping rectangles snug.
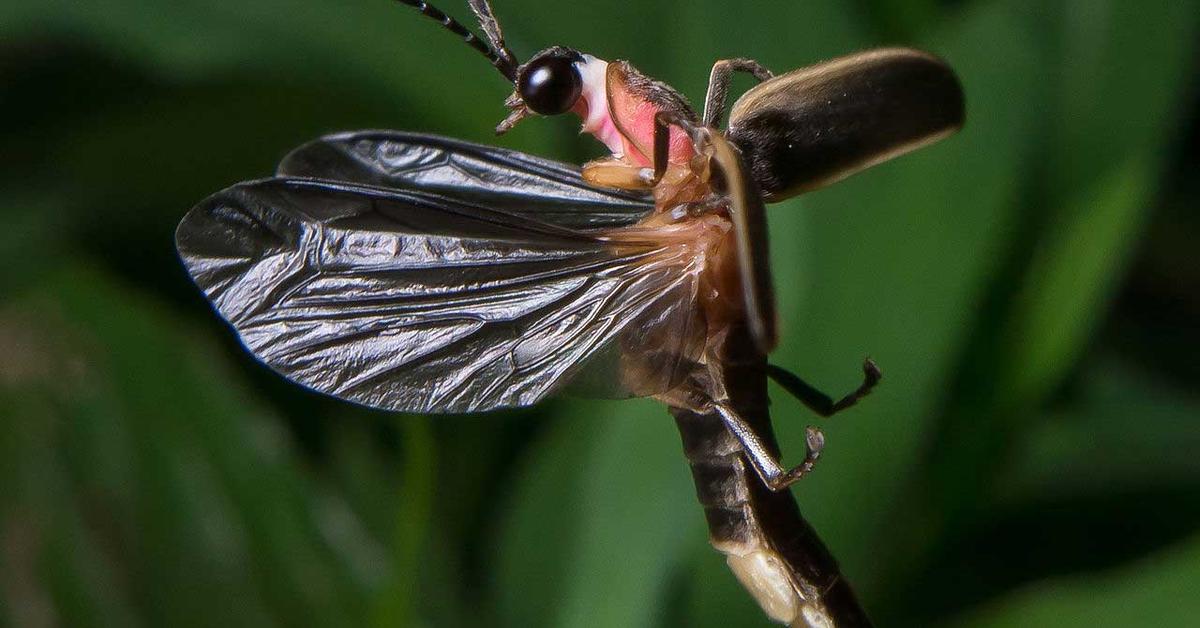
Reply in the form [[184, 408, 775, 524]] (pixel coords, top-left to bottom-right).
[[176, 1, 963, 626]]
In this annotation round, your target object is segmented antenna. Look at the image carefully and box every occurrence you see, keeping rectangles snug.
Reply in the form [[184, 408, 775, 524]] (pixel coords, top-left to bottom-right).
[[393, 0, 519, 82], [467, 0, 517, 70]]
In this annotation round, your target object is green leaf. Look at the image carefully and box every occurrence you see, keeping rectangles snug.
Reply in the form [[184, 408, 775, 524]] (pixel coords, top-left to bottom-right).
[[0, 0, 563, 157], [0, 191, 68, 294], [886, 0, 1200, 619], [947, 533, 1200, 628], [999, 0, 1200, 403], [859, 0, 941, 41], [494, 399, 699, 628], [551, 401, 699, 628], [372, 417, 436, 628], [917, 0, 1199, 563], [493, 405, 598, 628], [0, 263, 380, 627], [1001, 358, 1200, 503], [1002, 157, 1157, 402]]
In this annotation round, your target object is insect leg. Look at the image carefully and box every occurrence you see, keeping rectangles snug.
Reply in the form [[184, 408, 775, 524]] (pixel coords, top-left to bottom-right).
[[646, 111, 706, 187], [713, 402, 825, 491], [581, 156, 655, 189], [702, 59, 774, 128], [767, 358, 882, 418]]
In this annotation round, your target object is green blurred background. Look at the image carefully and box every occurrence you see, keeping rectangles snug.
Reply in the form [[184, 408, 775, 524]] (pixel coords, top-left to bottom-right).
[[2, 0, 1198, 626]]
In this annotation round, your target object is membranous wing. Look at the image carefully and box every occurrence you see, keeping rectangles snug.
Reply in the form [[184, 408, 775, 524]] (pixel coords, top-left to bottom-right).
[[277, 130, 653, 231], [176, 176, 703, 414]]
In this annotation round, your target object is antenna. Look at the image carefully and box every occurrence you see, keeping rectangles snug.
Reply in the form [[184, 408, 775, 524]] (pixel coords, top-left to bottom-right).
[[393, 0, 520, 82], [468, 0, 518, 71]]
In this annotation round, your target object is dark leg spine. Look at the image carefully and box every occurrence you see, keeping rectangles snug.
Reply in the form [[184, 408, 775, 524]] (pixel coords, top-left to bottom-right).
[[669, 328, 873, 627]]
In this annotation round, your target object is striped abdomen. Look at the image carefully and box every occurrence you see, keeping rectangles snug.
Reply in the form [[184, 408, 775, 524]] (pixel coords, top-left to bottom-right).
[[669, 326, 872, 627]]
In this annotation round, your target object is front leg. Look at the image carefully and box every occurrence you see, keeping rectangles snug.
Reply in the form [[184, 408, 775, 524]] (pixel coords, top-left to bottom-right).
[[581, 157, 653, 190], [587, 112, 708, 192], [702, 58, 774, 127]]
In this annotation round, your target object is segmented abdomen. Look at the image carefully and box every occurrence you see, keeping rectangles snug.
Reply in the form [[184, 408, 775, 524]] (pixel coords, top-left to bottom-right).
[[669, 331, 872, 627]]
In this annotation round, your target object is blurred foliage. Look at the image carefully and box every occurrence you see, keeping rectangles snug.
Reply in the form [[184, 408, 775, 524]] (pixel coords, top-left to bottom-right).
[[1, 0, 1198, 627]]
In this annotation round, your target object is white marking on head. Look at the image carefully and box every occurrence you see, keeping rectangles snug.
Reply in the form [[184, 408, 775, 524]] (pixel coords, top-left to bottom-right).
[[574, 55, 625, 157]]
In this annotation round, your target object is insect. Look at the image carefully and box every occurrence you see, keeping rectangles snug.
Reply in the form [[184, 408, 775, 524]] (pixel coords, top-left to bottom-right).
[[175, 1, 964, 626]]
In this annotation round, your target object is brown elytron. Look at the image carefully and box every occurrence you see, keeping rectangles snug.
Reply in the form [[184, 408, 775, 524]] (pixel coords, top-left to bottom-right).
[[175, 2, 963, 626]]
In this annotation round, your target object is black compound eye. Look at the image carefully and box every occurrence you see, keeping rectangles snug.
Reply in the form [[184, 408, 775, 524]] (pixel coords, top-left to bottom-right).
[[518, 54, 583, 116]]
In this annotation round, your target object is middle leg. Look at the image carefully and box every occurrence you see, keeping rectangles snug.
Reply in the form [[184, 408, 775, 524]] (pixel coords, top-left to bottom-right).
[[768, 358, 882, 418], [702, 58, 774, 127]]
